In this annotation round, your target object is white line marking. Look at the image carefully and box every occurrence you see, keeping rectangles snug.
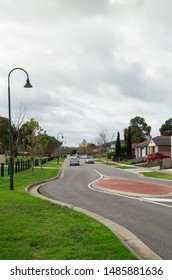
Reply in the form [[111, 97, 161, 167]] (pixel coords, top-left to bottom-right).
[[140, 198, 172, 208], [88, 169, 141, 201], [89, 169, 172, 208], [143, 198, 172, 202]]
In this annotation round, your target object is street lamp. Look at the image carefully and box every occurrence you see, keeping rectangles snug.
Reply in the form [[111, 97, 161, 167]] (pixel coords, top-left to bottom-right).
[[57, 132, 64, 164], [8, 67, 33, 190]]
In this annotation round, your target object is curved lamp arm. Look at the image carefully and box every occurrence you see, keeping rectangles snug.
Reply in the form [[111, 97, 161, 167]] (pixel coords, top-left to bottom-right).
[[8, 67, 33, 88]]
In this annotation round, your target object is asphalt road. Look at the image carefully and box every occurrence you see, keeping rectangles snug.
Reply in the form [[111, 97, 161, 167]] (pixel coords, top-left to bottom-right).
[[39, 159, 172, 259]]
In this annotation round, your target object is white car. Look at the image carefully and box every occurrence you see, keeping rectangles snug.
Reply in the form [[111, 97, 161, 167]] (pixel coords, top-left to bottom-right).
[[81, 154, 87, 159], [69, 157, 80, 166], [85, 156, 94, 164]]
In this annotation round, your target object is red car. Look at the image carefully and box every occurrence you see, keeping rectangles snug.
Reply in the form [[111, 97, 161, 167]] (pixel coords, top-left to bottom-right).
[[144, 153, 170, 162]]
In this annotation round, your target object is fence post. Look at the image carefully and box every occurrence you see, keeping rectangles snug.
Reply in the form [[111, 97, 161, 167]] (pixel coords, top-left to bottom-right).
[[15, 161, 18, 173], [1, 163, 4, 177], [17, 160, 20, 172], [20, 160, 23, 171]]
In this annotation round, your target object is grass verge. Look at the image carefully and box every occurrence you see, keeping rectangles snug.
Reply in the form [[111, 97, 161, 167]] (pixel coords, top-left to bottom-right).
[[0, 161, 137, 260], [140, 171, 172, 180]]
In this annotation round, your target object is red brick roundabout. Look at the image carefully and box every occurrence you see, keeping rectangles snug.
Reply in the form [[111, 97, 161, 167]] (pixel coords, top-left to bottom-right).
[[95, 178, 172, 196]]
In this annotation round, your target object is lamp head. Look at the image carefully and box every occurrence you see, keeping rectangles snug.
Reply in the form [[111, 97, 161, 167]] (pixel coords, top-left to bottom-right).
[[24, 78, 33, 88]]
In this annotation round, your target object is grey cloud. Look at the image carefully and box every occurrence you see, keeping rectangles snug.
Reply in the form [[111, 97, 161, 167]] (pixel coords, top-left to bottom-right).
[[0, 0, 110, 23], [1, 0, 172, 146]]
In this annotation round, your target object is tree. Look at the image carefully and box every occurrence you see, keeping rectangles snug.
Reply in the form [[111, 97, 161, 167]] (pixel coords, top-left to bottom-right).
[[115, 131, 121, 160], [0, 105, 27, 157], [12, 103, 27, 157], [46, 135, 58, 156], [35, 132, 49, 168], [0, 116, 9, 154], [22, 118, 45, 175], [97, 128, 110, 162], [124, 116, 151, 143], [159, 118, 172, 136], [95, 136, 103, 159], [121, 143, 127, 159], [126, 126, 132, 158], [78, 139, 88, 155], [86, 143, 96, 155]]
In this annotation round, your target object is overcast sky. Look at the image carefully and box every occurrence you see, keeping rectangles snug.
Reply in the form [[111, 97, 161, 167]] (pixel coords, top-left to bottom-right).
[[1, 0, 172, 147]]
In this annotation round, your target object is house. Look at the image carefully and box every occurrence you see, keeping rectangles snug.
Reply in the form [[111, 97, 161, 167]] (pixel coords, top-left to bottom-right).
[[134, 136, 172, 159], [108, 140, 125, 153], [134, 139, 150, 159]]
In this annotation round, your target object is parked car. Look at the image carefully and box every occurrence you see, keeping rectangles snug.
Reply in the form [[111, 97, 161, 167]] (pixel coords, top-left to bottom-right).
[[85, 156, 94, 164], [69, 157, 80, 166], [144, 153, 170, 162]]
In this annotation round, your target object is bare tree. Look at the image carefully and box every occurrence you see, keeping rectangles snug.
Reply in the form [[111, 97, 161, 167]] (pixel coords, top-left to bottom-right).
[[95, 136, 103, 159], [12, 103, 27, 157], [97, 128, 115, 162]]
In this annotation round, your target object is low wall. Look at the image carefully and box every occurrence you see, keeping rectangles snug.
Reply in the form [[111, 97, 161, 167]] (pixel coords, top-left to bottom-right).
[[163, 158, 172, 169]]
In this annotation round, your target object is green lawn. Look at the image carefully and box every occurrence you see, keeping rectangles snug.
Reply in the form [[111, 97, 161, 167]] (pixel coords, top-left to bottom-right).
[[0, 161, 137, 260], [141, 171, 172, 180], [95, 159, 135, 169]]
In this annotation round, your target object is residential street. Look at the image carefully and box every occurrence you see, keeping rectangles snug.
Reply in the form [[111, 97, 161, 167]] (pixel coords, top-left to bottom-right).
[[39, 159, 172, 259]]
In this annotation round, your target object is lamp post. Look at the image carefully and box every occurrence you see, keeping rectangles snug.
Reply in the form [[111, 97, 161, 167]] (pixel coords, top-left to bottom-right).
[[8, 67, 33, 190], [57, 132, 64, 164]]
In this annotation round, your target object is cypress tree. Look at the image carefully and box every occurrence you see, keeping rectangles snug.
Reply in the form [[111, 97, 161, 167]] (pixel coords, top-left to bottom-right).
[[115, 131, 121, 161], [127, 126, 132, 158]]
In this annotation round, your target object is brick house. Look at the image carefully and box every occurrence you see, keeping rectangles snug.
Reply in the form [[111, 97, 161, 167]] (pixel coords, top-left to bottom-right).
[[134, 136, 172, 159], [134, 139, 150, 159]]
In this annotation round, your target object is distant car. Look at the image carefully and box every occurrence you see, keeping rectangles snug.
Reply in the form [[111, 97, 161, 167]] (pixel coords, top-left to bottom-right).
[[69, 157, 80, 166], [144, 153, 170, 162], [81, 154, 87, 159], [85, 156, 94, 164]]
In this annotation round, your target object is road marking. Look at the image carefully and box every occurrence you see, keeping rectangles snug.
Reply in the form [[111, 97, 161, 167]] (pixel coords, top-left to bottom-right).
[[90, 169, 172, 208], [140, 198, 172, 208], [93, 169, 104, 179], [88, 169, 141, 201], [142, 198, 172, 202]]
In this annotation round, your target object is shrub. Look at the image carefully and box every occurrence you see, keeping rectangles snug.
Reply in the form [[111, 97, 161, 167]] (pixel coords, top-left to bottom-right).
[[107, 152, 115, 159]]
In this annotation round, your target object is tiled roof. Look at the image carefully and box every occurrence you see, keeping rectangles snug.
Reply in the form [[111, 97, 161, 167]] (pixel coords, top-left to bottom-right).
[[153, 136, 171, 146], [135, 136, 171, 148], [134, 139, 150, 148]]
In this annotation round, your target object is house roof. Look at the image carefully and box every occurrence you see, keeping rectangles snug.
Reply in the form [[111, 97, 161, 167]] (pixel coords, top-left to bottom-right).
[[110, 140, 124, 145], [134, 139, 150, 148], [132, 143, 138, 149], [135, 136, 171, 148], [153, 136, 171, 146]]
